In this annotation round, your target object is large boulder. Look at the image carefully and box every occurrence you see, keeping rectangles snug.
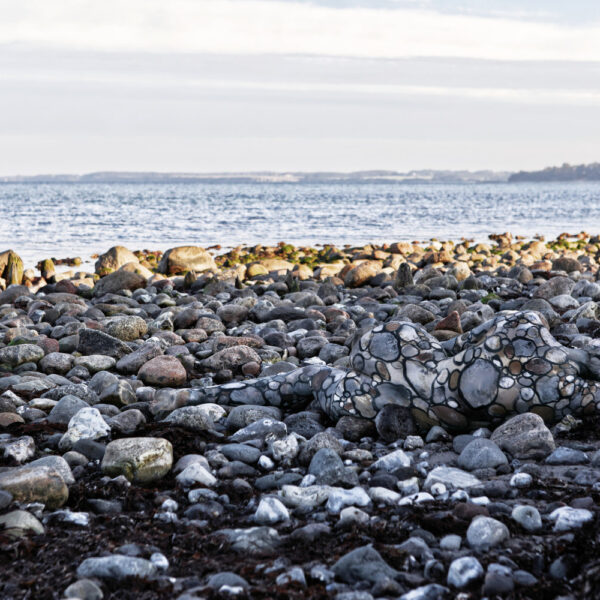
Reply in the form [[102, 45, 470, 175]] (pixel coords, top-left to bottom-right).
[[158, 246, 216, 275], [93, 270, 146, 296], [95, 246, 139, 274]]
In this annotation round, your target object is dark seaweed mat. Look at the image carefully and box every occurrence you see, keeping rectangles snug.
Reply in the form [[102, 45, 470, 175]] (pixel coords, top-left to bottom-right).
[[1, 422, 600, 598]]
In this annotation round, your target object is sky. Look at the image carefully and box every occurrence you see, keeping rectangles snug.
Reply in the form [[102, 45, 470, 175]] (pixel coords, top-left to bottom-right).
[[1, 0, 600, 174]]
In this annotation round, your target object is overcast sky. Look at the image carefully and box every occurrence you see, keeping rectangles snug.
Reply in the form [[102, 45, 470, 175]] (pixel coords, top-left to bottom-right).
[[1, 0, 600, 174]]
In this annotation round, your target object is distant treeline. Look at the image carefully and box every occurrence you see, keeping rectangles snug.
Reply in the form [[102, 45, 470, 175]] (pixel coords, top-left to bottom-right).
[[509, 163, 600, 182]]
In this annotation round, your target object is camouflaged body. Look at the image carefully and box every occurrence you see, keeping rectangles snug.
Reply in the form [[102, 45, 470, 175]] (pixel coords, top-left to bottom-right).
[[191, 310, 600, 432]]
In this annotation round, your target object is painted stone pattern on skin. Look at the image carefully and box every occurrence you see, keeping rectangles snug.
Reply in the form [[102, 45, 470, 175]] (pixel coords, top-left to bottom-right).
[[191, 310, 600, 431]]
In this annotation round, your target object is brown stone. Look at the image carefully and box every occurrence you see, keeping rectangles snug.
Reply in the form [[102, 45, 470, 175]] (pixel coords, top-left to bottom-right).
[[435, 311, 463, 334], [137, 355, 187, 387]]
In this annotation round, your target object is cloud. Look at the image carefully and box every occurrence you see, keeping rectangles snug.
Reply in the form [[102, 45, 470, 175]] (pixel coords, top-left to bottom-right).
[[2, 0, 600, 61]]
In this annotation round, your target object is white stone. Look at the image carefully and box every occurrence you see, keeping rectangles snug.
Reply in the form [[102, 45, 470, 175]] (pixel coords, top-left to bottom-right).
[[397, 477, 420, 496], [175, 463, 217, 487], [424, 466, 481, 491], [278, 484, 330, 509], [447, 556, 484, 589], [511, 505, 542, 532], [550, 507, 594, 532], [59, 407, 110, 450], [399, 492, 435, 506], [254, 496, 290, 525], [368, 486, 401, 505], [270, 434, 299, 462], [371, 449, 411, 472], [326, 486, 371, 514], [510, 472, 533, 488], [339, 506, 370, 526]]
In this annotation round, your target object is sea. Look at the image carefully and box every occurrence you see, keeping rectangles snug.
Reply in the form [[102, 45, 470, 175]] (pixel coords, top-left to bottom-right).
[[1, 181, 600, 271]]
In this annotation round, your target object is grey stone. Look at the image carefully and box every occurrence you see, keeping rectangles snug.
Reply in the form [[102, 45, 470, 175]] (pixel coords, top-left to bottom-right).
[[254, 496, 290, 525], [457, 439, 508, 471], [0, 344, 44, 368], [48, 395, 89, 425], [206, 572, 249, 590], [424, 467, 481, 491], [229, 418, 286, 443], [466, 516, 510, 551], [0, 509, 44, 538], [371, 449, 411, 472], [29, 455, 75, 485], [332, 545, 398, 584], [216, 526, 281, 556], [511, 505, 542, 532], [77, 554, 157, 580], [220, 443, 262, 464], [490, 413, 555, 460], [545, 446, 589, 465], [0, 465, 68, 509], [226, 405, 282, 430], [162, 406, 214, 432], [63, 578, 104, 600], [309, 447, 358, 487], [398, 584, 450, 600], [78, 329, 132, 359], [101, 437, 173, 483], [447, 556, 484, 589]]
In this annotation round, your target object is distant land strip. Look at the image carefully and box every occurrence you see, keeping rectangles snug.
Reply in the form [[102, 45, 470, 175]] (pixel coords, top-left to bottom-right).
[[2, 163, 600, 184]]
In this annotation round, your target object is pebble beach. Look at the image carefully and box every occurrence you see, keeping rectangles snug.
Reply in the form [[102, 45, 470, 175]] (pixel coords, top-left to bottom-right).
[[2, 233, 600, 599]]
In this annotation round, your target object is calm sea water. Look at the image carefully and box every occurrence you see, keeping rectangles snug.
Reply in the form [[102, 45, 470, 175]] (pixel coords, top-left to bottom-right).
[[1, 182, 600, 270]]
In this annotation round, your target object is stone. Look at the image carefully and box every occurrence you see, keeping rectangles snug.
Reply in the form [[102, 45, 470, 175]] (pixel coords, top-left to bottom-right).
[[298, 431, 344, 465], [29, 455, 75, 485], [206, 572, 249, 590], [162, 406, 214, 432], [158, 246, 216, 275], [332, 545, 398, 584], [371, 449, 411, 472], [0, 344, 44, 368], [326, 486, 371, 513], [103, 315, 148, 341], [375, 404, 417, 441], [200, 345, 261, 372], [78, 329, 132, 360], [398, 584, 451, 600], [447, 556, 484, 589], [545, 446, 589, 465], [216, 526, 280, 556], [490, 413, 555, 460], [511, 505, 542, 532], [424, 467, 481, 491], [229, 418, 287, 443], [220, 443, 262, 464], [254, 496, 290, 524], [77, 554, 157, 580], [101, 437, 173, 483], [48, 395, 90, 425], [74, 355, 117, 373], [457, 439, 508, 471], [99, 380, 136, 406], [95, 246, 139, 274], [93, 270, 146, 296], [2, 436, 35, 463], [0, 465, 68, 509], [0, 510, 44, 538], [39, 352, 74, 374], [483, 563, 514, 595], [138, 355, 187, 387], [466, 516, 509, 551], [176, 463, 217, 487], [549, 507, 594, 531], [344, 262, 381, 288], [309, 447, 358, 487], [110, 409, 147, 434], [59, 407, 111, 450], [440, 534, 462, 551], [116, 341, 163, 374], [63, 579, 104, 600], [226, 405, 282, 430]]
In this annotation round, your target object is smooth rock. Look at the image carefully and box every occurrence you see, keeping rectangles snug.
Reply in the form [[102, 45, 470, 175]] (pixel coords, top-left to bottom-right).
[[101, 437, 173, 483]]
